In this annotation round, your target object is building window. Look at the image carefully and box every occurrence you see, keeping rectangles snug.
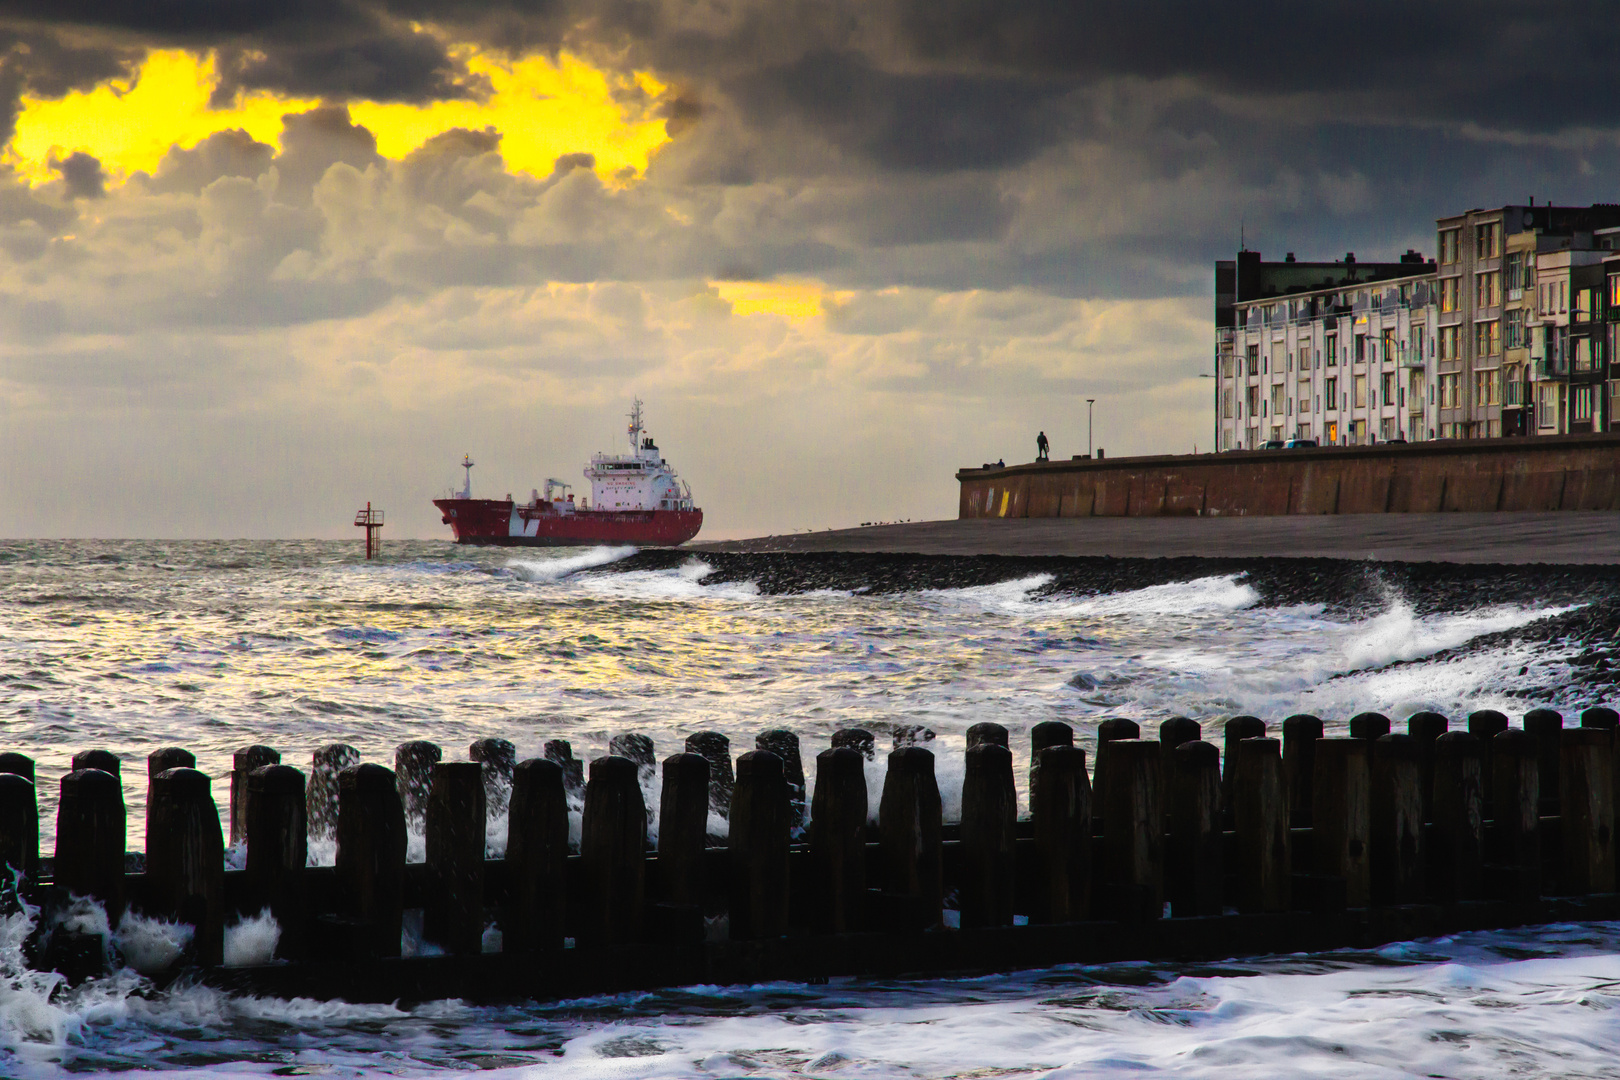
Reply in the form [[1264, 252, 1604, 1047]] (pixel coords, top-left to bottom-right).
[[1247, 386, 1260, 415], [1474, 319, 1500, 358], [1609, 274, 1620, 309], [1574, 385, 1594, 422], [1475, 270, 1500, 308], [1440, 229, 1460, 264], [1440, 277, 1460, 312], [1506, 251, 1528, 295], [1271, 384, 1285, 417], [1246, 344, 1259, 376], [1440, 373, 1461, 409], [1355, 335, 1367, 363], [1475, 221, 1500, 259], [1410, 373, 1425, 409], [1223, 389, 1234, 419], [1474, 369, 1499, 406], [1505, 308, 1526, 349], [1538, 383, 1560, 429], [1381, 329, 1395, 363], [1380, 417, 1394, 442], [1439, 325, 1459, 361], [1297, 345, 1311, 372], [1382, 372, 1395, 407], [1354, 374, 1368, 408], [1326, 335, 1337, 367]]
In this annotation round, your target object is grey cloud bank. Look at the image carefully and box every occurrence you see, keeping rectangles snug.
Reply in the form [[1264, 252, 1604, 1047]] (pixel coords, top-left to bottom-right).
[[3, 3, 1620, 537]]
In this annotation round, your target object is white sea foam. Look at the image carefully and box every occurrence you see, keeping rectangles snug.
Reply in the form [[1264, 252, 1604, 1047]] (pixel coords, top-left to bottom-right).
[[507, 546, 639, 583], [222, 910, 280, 968], [113, 912, 193, 976], [573, 559, 761, 602]]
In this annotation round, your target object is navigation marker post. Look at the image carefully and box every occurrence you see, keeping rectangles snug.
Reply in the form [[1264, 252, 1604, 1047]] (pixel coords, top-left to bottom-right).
[[354, 502, 384, 559]]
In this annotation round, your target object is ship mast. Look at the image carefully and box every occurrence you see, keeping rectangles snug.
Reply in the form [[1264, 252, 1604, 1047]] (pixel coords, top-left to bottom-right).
[[627, 398, 644, 454], [459, 454, 475, 499]]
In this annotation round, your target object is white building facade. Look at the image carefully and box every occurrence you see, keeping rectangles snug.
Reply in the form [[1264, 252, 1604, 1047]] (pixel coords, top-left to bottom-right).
[[1217, 274, 1437, 450]]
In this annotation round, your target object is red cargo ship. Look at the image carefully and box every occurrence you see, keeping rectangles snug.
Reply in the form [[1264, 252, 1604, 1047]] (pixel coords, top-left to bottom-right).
[[434, 401, 703, 546]]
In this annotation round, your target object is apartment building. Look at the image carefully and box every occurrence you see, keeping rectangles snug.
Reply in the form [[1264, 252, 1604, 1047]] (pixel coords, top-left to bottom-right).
[[1214, 203, 1620, 448], [1215, 252, 1435, 451]]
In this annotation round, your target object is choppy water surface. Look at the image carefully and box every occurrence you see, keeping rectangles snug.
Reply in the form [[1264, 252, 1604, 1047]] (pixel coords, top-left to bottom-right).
[[1, 538, 1617, 1076]]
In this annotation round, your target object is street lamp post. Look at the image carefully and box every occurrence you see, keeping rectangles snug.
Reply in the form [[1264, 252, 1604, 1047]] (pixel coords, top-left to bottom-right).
[[1086, 399, 1095, 459]]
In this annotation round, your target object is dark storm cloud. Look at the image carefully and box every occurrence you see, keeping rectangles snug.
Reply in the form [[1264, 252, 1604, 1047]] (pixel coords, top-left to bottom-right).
[[54, 150, 105, 197]]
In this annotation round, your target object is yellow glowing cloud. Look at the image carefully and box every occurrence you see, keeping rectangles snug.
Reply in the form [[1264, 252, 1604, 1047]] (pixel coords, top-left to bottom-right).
[[711, 280, 844, 323], [9, 45, 671, 188], [10, 51, 316, 185]]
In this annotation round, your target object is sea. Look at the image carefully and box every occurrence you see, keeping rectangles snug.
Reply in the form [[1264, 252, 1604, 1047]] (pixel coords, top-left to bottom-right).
[[2, 538, 1619, 1077]]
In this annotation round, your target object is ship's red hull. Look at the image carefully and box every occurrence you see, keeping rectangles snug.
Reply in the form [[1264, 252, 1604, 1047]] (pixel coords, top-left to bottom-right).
[[434, 498, 703, 546]]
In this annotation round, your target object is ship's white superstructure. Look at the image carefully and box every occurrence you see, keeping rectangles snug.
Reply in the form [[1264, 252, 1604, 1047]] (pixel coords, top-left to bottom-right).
[[583, 400, 695, 512]]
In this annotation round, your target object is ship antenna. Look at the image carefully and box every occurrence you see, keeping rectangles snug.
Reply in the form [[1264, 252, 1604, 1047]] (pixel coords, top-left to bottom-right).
[[628, 398, 644, 453], [460, 454, 475, 500]]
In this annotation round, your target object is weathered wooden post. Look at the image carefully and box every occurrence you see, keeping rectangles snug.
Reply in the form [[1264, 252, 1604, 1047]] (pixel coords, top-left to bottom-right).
[[1429, 732, 1483, 903], [393, 741, 442, 830], [878, 746, 943, 929], [1029, 720, 1074, 792], [831, 727, 876, 761], [580, 756, 646, 945], [469, 737, 517, 818], [1524, 708, 1563, 815], [1371, 734, 1424, 905], [1167, 740, 1222, 917], [967, 722, 1009, 749], [658, 753, 710, 911], [543, 740, 585, 800], [244, 764, 307, 959], [56, 768, 125, 922], [756, 730, 806, 830], [1103, 738, 1162, 920], [892, 725, 935, 749], [1468, 710, 1509, 811], [609, 734, 655, 769], [1030, 745, 1090, 922], [959, 742, 1017, 928], [1159, 716, 1200, 761], [1313, 738, 1371, 906], [1283, 714, 1324, 827], [1407, 711, 1448, 823], [1559, 727, 1615, 895], [809, 747, 867, 933], [146, 767, 225, 966], [335, 763, 406, 958], [1490, 729, 1540, 897], [1350, 712, 1391, 741], [0, 753, 34, 782], [148, 747, 195, 779], [1581, 706, 1620, 841], [1233, 738, 1289, 913], [425, 761, 486, 954], [685, 732, 735, 819], [1094, 718, 1140, 829], [72, 749, 121, 777], [729, 750, 791, 939], [506, 759, 569, 953], [1221, 716, 1265, 815], [230, 745, 279, 846], [0, 772, 39, 882], [309, 743, 360, 841]]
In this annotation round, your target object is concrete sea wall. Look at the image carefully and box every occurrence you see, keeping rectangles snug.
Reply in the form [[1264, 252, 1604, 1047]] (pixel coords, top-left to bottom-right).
[[958, 433, 1620, 518]]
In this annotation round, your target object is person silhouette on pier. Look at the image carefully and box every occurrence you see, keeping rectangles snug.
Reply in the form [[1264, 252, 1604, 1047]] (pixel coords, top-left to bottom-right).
[[1036, 431, 1050, 461]]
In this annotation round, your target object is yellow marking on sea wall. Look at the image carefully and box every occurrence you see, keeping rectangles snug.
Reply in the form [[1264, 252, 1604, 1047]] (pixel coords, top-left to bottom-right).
[[10, 45, 672, 187], [999, 490, 1010, 517]]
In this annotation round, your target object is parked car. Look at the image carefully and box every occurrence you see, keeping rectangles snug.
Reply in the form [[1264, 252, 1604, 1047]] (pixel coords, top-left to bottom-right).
[[1261, 439, 1288, 449], [1284, 438, 1318, 449]]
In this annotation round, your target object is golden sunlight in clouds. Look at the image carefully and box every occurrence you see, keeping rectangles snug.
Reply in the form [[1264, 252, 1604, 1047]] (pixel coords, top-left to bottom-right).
[[711, 279, 844, 322], [10, 51, 316, 185], [10, 46, 672, 187]]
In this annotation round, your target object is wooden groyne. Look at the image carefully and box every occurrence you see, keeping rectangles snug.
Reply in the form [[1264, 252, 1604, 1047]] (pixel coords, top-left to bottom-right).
[[2, 710, 1619, 1004]]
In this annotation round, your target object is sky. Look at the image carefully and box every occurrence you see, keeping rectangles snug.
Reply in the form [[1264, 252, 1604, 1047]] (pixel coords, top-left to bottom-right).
[[4, 5, 1620, 539]]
